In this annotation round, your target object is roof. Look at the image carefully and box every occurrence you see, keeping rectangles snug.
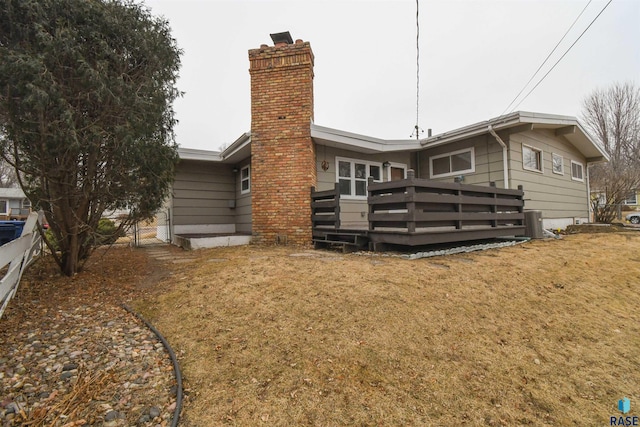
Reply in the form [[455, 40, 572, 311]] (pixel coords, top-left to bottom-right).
[[177, 147, 222, 162], [178, 132, 250, 163], [421, 111, 609, 163], [178, 125, 421, 163], [177, 111, 609, 164], [311, 124, 421, 154], [0, 187, 27, 199]]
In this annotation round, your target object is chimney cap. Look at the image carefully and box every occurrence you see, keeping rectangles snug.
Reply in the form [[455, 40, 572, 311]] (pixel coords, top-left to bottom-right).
[[270, 31, 294, 45]]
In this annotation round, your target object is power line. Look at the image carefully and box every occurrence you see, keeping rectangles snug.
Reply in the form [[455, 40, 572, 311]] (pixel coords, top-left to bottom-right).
[[509, 0, 613, 113], [501, 0, 593, 116], [412, 0, 421, 139]]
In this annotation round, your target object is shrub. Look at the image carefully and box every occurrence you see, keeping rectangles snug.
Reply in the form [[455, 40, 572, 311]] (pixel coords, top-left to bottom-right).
[[94, 218, 126, 246], [45, 218, 125, 250]]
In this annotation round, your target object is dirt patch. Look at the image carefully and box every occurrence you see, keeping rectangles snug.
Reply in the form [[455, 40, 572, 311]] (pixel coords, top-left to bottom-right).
[[133, 233, 640, 426], [565, 223, 633, 234], [4, 246, 151, 316]]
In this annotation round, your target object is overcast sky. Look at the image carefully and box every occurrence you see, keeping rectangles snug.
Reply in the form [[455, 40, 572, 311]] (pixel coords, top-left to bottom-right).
[[145, 0, 639, 151]]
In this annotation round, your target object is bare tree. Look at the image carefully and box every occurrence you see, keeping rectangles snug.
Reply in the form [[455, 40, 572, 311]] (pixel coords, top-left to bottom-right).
[[581, 82, 640, 223]]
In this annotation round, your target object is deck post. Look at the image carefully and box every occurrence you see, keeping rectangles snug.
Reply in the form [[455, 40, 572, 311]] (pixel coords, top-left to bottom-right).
[[367, 177, 375, 231], [517, 185, 525, 225], [334, 182, 341, 230], [455, 187, 463, 230], [406, 170, 416, 233]]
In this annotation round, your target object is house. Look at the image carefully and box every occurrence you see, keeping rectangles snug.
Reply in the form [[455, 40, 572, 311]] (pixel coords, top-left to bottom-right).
[[589, 188, 640, 222], [418, 111, 608, 230], [623, 190, 639, 209], [0, 187, 31, 220], [167, 32, 608, 249]]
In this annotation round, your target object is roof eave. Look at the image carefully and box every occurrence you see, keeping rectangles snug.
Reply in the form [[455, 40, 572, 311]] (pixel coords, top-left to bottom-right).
[[311, 123, 421, 154], [221, 132, 251, 161], [420, 111, 610, 161], [178, 147, 222, 162]]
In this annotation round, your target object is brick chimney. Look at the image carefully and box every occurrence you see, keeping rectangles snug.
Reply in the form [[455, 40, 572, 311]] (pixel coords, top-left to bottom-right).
[[248, 32, 316, 245]]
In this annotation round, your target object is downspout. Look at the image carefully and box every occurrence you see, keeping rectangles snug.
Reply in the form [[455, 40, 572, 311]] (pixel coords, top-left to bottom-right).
[[586, 163, 592, 222], [488, 125, 510, 189]]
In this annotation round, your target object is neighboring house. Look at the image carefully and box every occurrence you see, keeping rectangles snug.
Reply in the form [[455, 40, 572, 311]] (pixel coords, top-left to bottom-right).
[[0, 187, 31, 220], [166, 32, 608, 248], [589, 189, 639, 208], [623, 190, 639, 209], [589, 188, 640, 222]]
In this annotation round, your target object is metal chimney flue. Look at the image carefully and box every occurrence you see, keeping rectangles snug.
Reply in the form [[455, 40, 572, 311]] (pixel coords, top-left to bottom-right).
[[270, 31, 294, 46]]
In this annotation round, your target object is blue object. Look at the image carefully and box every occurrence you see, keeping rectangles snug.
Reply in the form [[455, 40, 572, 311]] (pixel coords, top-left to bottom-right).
[[619, 397, 631, 414], [0, 220, 26, 246]]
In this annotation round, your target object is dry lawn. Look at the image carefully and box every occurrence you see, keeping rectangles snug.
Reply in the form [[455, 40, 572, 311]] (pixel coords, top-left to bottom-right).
[[135, 232, 640, 426]]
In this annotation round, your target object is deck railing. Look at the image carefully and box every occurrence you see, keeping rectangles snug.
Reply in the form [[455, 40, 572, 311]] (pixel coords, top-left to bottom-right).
[[311, 183, 341, 234], [367, 171, 525, 246], [0, 212, 44, 319]]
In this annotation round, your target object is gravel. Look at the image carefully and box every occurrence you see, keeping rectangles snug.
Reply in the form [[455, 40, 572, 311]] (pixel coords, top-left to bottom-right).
[[0, 302, 177, 426]]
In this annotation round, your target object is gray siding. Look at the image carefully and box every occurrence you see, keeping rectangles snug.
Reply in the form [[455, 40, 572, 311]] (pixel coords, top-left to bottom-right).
[[172, 160, 235, 226], [315, 145, 412, 228], [419, 129, 590, 220], [419, 135, 506, 187], [509, 130, 589, 219], [235, 158, 252, 233]]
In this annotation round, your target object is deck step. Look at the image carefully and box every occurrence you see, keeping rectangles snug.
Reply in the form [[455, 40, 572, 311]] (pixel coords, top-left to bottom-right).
[[325, 233, 361, 244], [313, 239, 365, 253], [313, 231, 369, 253]]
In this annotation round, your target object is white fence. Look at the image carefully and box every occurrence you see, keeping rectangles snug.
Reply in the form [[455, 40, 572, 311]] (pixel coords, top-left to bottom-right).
[[0, 212, 43, 319]]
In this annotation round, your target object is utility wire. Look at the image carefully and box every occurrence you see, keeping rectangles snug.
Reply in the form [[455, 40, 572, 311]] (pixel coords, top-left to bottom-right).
[[501, 0, 593, 116], [509, 0, 613, 113], [413, 0, 421, 139]]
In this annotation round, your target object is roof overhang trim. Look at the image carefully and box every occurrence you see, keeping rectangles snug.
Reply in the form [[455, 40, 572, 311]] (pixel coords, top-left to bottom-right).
[[421, 111, 609, 163], [311, 123, 421, 154]]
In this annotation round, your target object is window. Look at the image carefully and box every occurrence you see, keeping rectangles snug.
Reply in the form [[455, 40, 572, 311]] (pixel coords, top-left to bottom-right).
[[240, 165, 250, 194], [624, 192, 638, 205], [570, 161, 584, 182], [22, 199, 31, 210], [552, 153, 564, 175], [593, 192, 606, 206], [336, 157, 382, 198], [429, 148, 475, 179], [522, 145, 543, 172], [0, 200, 7, 215]]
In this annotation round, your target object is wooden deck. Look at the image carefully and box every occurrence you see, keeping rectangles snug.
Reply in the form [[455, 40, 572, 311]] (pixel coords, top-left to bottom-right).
[[311, 171, 525, 251]]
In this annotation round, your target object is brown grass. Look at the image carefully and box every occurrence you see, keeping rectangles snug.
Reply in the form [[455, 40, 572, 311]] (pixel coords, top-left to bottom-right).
[[135, 233, 640, 426]]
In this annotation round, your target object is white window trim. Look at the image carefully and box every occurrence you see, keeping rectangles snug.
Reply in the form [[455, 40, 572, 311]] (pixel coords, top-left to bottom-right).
[[522, 144, 543, 173], [386, 162, 407, 181], [624, 192, 638, 205], [551, 153, 564, 175], [429, 147, 475, 179], [240, 165, 251, 194], [335, 156, 383, 200], [0, 199, 8, 215], [570, 160, 584, 182]]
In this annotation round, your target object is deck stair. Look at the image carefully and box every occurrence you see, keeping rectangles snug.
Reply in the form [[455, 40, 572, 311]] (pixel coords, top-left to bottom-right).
[[313, 231, 369, 253]]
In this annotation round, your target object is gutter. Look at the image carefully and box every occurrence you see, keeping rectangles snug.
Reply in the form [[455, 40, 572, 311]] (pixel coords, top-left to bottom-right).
[[221, 132, 251, 160], [487, 125, 510, 190]]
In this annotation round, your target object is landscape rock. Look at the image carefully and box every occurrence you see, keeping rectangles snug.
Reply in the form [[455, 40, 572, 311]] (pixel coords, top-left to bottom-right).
[[0, 304, 177, 426]]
